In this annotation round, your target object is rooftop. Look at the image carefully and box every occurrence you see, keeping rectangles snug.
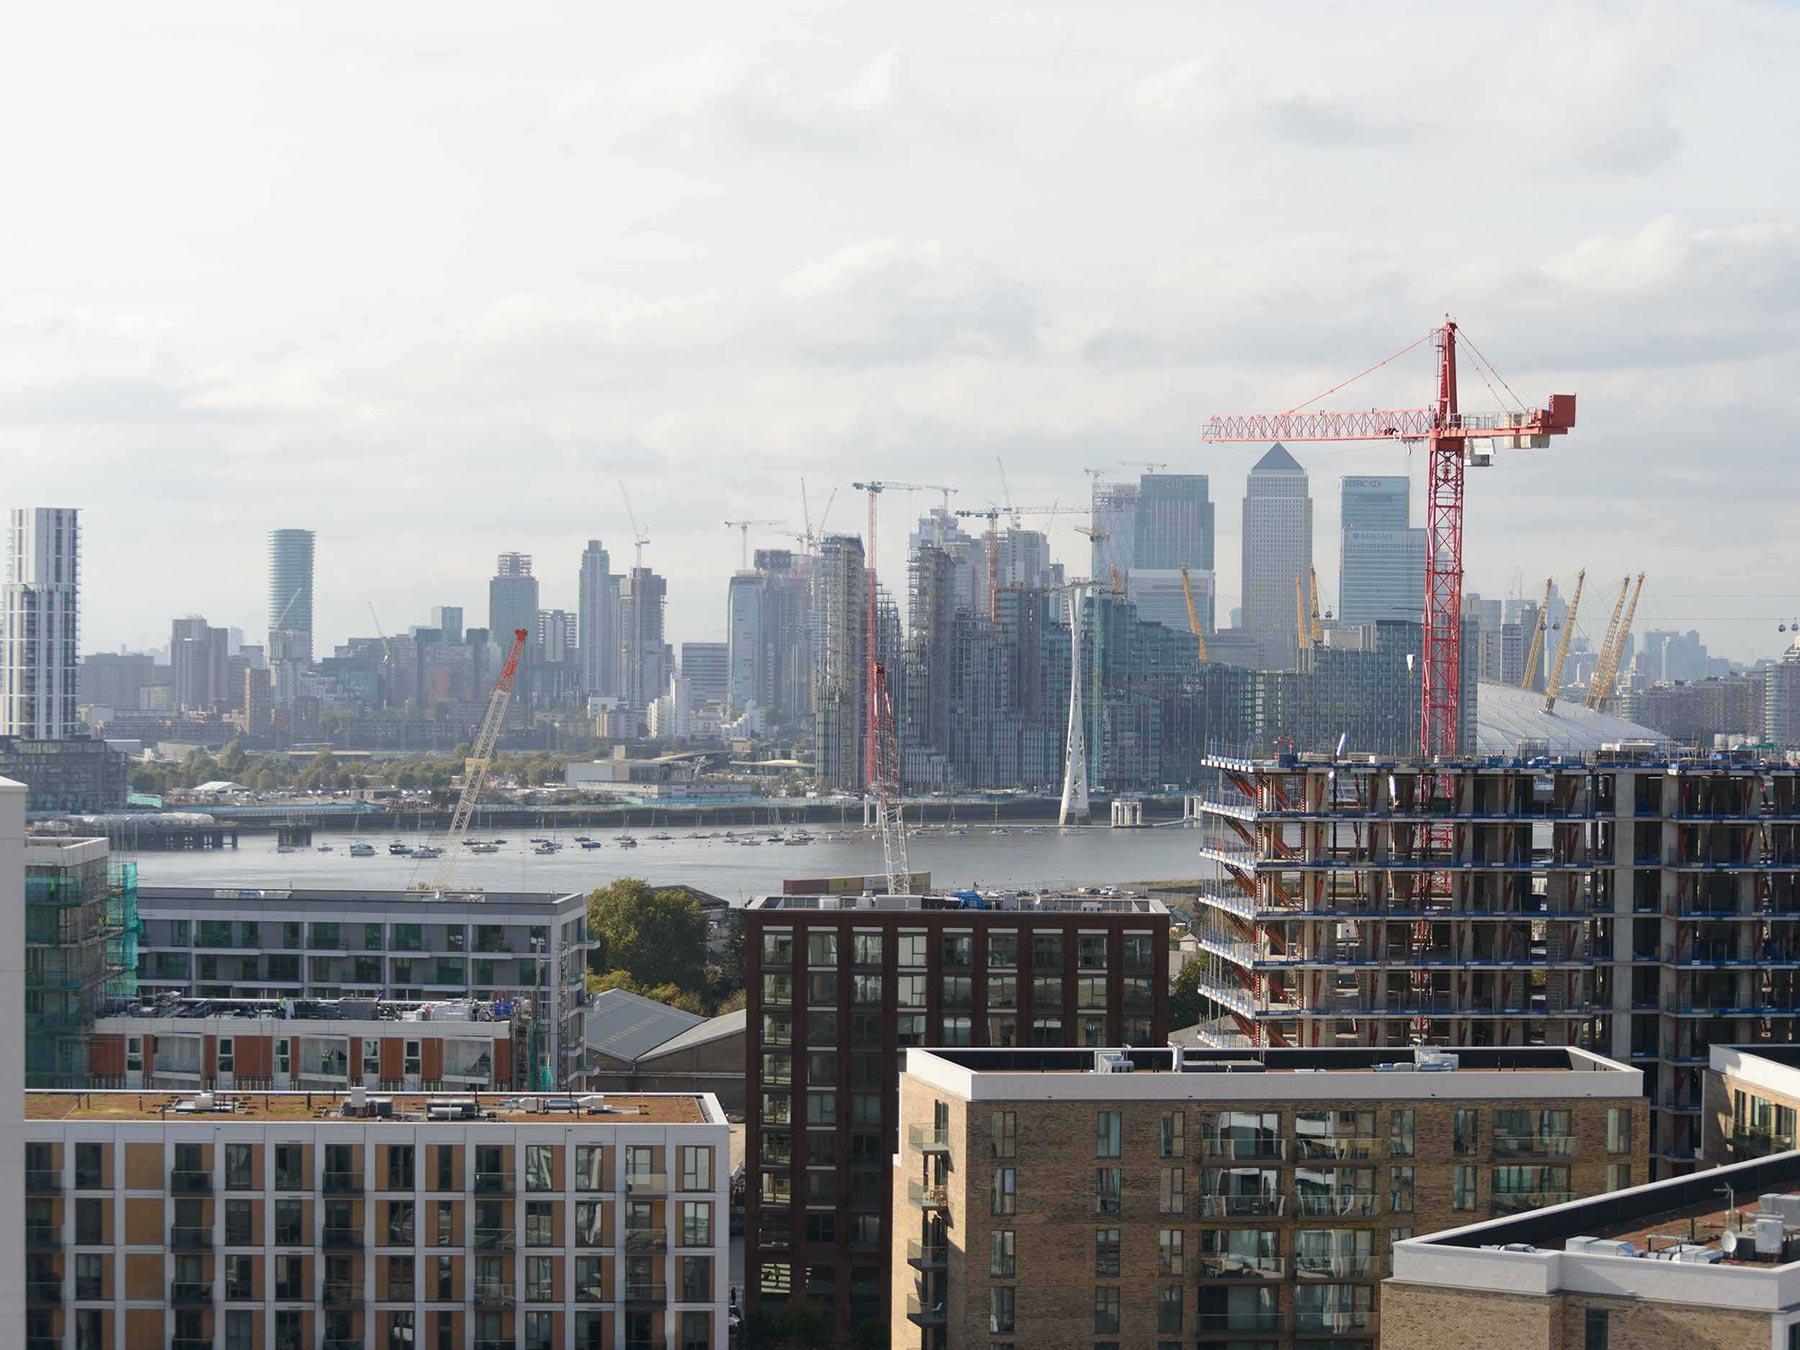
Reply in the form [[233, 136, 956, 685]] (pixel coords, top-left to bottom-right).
[[138, 884, 584, 909], [96, 995, 515, 1026], [1392, 1151, 1800, 1306], [26, 1089, 711, 1126], [906, 1045, 1641, 1102], [749, 892, 1168, 915], [1476, 679, 1670, 757], [585, 988, 705, 1062]]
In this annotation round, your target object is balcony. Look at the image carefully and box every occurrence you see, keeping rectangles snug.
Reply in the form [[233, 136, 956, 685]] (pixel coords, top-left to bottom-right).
[[474, 1171, 516, 1196], [323, 1341, 367, 1350], [906, 1179, 949, 1210], [322, 1227, 365, 1251], [1199, 1194, 1285, 1218], [623, 1171, 667, 1194], [1198, 1254, 1284, 1280], [1492, 1190, 1575, 1217], [1492, 1134, 1574, 1157], [25, 1225, 61, 1252], [171, 1170, 213, 1195], [1199, 1136, 1285, 1161], [384, 1281, 416, 1302], [473, 1228, 518, 1251], [323, 1171, 366, 1195], [171, 1226, 214, 1251], [1294, 1191, 1381, 1219], [321, 1282, 364, 1308], [25, 1169, 62, 1194], [26, 1280, 61, 1306], [1293, 1136, 1383, 1162], [624, 1226, 668, 1254], [170, 1280, 213, 1306], [908, 1124, 951, 1155], [473, 1281, 517, 1309], [906, 1294, 947, 1327], [1196, 1310, 1282, 1333], [623, 1282, 668, 1306], [1295, 1253, 1380, 1279], [906, 1239, 947, 1270], [272, 1173, 312, 1193]]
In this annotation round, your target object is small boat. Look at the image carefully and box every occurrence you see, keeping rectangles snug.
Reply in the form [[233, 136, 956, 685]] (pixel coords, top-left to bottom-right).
[[579, 839, 604, 850], [739, 838, 762, 848], [784, 835, 812, 846], [413, 845, 445, 859], [573, 835, 592, 842], [649, 832, 673, 842], [614, 835, 639, 848], [532, 842, 556, 855], [388, 841, 413, 855], [276, 844, 299, 854], [470, 842, 500, 854], [316, 844, 333, 852], [348, 842, 376, 857], [991, 827, 1011, 837], [492, 838, 507, 844]]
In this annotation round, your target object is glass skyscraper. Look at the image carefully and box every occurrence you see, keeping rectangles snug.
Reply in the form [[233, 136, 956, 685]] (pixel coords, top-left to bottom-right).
[[1338, 476, 1426, 626]]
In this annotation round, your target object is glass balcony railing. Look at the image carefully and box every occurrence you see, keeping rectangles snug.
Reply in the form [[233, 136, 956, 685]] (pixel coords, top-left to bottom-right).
[[908, 1125, 951, 1154], [1294, 1191, 1381, 1219], [1196, 1310, 1281, 1333], [322, 1171, 365, 1195], [170, 1170, 213, 1195], [623, 1282, 667, 1305], [1199, 1194, 1284, 1218], [1294, 1252, 1380, 1279], [906, 1179, 949, 1209], [623, 1171, 666, 1194], [906, 1294, 947, 1326], [906, 1239, 947, 1269], [169, 1280, 212, 1306], [1199, 1136, 1285, 1161], [1492, 1134, 1574, 1156], [25, 1170, 62, 1194], [1293, 1136, 1383, 1161], [473, 1228, 517, 1251], [474, 1171, 516, 1196], [170, 1226, 214, 1251], [473, 1281, 516, 1308], [321, 1282, 363, 1308]]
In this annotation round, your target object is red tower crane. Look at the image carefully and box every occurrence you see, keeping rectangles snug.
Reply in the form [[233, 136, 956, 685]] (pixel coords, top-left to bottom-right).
[[1204, 320, 1577, 758]]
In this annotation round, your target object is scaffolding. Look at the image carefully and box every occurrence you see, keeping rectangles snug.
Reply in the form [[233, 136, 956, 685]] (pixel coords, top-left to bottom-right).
[[25, 847, 138, 1087]]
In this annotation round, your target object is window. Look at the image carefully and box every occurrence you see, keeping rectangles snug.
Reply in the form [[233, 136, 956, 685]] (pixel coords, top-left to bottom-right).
[[74, 1142, 102, 1189], [897, 932, 928, 966], [126, 1037, 142, 1073], [990, 1287, 1015, 1334], [990, 1230, 1015, 1278], [1390, 1164, 1415, 1213], [1160, 1111, 1184, 1158], [679, 1254, 711, 1302], [991, 1111, 1016, 1159], [988, 931, 1018, 968], [388, 1201, 416, 1246], [1585, 1308, 1610, 1350], [1096, 1110, 1122, 1158], [942, 930, 973, 969], [1453, 1108, 1479, 1156], [224, 1200, 254, 1246], [525, 1145, 553, 1192], [1607, 1108, 1632, 1154], [1094, 1167, 1121, 1215], [1453, 1165, 1477, 1211], [991, 1168, 1015, 1215], [1159, 1166, 1184, 1214], [387, 1145, 415, 1191], [1608, 1163, 1632, 1191], [1390, 1108, 1415, 1157], [225, 1144, 254, 1191], [1157, 1283, 1183, 1333], [680, 1202, 711, 1248], [1093, 1286, 1120, 1334], [575, 1146, 607, 1191], [680, 1146, 713, 1192], [74, 1198, 103, 1244], [525, 1255, 553, 1302], [274, 1200, 303, 1246], [1157, 1227, 1184, 1275], [1094, 1227, 1121, 1277], [851, 931, 883, 965], [525, 1202, 555, 1247]]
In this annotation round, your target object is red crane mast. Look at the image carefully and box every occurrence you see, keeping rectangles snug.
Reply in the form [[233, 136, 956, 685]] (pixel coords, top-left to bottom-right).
[[1204, 320, 1576, 758]]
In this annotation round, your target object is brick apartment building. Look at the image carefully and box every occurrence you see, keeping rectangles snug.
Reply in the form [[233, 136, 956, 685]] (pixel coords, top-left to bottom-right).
[[744, 893, 1171, 1336], [892, 1043, 1646, 1350]]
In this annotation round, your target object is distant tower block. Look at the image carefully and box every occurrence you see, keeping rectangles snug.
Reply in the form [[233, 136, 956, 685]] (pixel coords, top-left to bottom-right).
[[1060, 585, 1091, 826]]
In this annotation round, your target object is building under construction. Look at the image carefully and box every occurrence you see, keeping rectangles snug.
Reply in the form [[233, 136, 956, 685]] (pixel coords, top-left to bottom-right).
[[1195, 749, 1800, 1177], [24, 834, 137, 1087]]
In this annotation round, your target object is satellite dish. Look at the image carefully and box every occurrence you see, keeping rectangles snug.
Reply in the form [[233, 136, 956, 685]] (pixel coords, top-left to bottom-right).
[[1722, 1229, 1740, 1256]]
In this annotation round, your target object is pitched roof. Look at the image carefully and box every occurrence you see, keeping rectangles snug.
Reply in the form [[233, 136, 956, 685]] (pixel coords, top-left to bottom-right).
[[583, 988, 704, 1062], [636, 1008, 747, 1062], [1252, 442, 1303, 473]]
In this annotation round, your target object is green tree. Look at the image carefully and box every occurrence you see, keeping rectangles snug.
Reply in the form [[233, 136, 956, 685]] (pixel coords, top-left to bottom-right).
[[587, 879, 708, 994], [1170, 960, 1205, 1031], [217, 739, 249, 777]]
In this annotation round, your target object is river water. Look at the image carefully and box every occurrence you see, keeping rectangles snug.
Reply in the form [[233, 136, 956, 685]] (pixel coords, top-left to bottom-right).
[[128, 822, 1208, 904]]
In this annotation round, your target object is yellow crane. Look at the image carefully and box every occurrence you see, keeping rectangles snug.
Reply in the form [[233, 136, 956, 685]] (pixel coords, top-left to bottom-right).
[[1585, 575, 1632, 709], [1544, 569, 1585, 714], [1308, 566, 1326, 644], [1179, 565, 1208, 661], [1519, 577, 1554, 691], [1587, 572, 1645, 710], [1294, 574, 1310, 653]]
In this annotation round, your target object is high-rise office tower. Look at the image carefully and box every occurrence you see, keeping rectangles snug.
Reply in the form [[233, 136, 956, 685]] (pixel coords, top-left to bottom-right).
[[488, 553, 540, 663], [578, 540, 619, 698], [537, 609, 578, 667], [1240, 444, 1312, 661], [266, 528, 315, 665], [1125, 473, 1216, 632], [619, 567, 669, 710], [813, 536, 866, 791], [727, 550, 815, 725], [1338, 475, 1427, 626], [430, 605, 463, 644], [680, 642, 728, 709], [169, 617, 230, 712], [1088, 481, 1139, 588], [1, 508, 79, 740]]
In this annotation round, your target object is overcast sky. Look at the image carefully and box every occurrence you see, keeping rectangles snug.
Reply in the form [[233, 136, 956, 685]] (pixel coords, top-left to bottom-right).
[[6, 1, 1797, 663]]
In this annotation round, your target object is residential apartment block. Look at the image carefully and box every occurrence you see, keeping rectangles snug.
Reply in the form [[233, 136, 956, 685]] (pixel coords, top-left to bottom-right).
[[22, 1089, 730, 1350], [133, 887, 592, 1091], [893, 1044, 1645, 1350], [88, 996, 525, 1093], [1196, 751, 1800, 1175], [744, 893, 1171, 1337], [1384, 1148, 1800, 1350], [26, 835, 138, 1088], [1706, 1043, 1800, 1164]]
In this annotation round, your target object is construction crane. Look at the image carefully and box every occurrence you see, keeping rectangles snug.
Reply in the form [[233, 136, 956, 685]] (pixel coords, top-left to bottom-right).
[[799, 481, 839, 553], [851, 481, 955, 786], [1519, 577, 1555, 691], [995, 457, 1021, 528], [1179, 565, 1208, 662], [1544, 570, 1585, 714], [1587, 573, 1645, 710], [1308, 566, 1326, 643], [1205, 319, 1578, 757], [618, 481, 650, 568], [1294, 575, 1311, 653], [422, 627, 529, 894], [1119, 460, 1169, 474], [954, 507, 1007, 620], [723, 519, 786, 572]]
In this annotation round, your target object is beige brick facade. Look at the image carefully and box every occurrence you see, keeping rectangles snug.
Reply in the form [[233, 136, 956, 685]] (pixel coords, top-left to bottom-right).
[[1382, 1282, 1775, 1350]]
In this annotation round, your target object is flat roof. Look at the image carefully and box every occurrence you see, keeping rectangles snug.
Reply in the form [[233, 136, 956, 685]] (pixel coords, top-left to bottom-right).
[[905, 1045, 1641, 1104], [138, 884, 583, 909], [97, 996, 514, 1026], [749, 893, 1168, 915], [27, 1090, 709, 1126]]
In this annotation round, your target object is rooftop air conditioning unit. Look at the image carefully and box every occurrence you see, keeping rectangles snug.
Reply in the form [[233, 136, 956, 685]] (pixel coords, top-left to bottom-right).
[[1094, 1051, 1133, 1074], [1755, 1214, 1785, 1257], [1762, 1194, 1800, 1225]]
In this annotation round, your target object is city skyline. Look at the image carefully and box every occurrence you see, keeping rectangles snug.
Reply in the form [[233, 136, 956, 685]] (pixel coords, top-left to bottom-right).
[[3, 3, 1795, 663]]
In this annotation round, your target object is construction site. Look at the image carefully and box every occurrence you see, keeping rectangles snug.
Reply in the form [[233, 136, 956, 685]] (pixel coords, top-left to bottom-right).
[[23, 835, 139, 1088]]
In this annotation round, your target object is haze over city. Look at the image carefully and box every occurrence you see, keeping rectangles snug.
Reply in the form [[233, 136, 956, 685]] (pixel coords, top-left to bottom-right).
[[5, 0, 1797, 660]]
